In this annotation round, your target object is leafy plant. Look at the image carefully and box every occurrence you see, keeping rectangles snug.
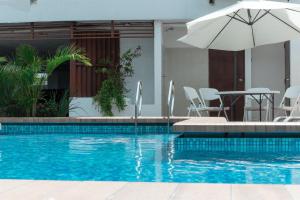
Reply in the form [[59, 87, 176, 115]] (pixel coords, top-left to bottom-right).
[[93, 46, 142, 116], [0, 44, 91, 117], [37, 91, 80, 117]]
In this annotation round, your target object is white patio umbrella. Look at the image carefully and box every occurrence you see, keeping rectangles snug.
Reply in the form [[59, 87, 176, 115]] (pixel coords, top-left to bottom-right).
[[179, 0, 300, 51]]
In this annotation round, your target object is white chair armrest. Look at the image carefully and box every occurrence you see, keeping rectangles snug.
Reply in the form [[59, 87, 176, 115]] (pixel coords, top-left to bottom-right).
[[284, 117, 300, 122], [273, 116, 287, 122]]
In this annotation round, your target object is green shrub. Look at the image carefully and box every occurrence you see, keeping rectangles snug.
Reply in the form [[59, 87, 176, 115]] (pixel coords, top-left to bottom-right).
[[93, 46, 141, 116]]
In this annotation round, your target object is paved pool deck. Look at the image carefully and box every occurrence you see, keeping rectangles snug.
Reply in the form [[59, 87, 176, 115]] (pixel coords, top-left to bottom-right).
[[0, 180, 300, 200], [173, 117, 300, 133]]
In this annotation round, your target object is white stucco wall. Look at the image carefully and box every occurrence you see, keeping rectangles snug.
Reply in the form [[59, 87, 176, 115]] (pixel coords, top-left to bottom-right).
[[290, 0, 300, 86], [0, 0, 238, 23], [251, 43, 285, 104], [250, 43, 285, 120], [162, 25, 209, 116], [290, 39, 300, 87], [121, 38, 154, 105], [163, 48, 209, 116]]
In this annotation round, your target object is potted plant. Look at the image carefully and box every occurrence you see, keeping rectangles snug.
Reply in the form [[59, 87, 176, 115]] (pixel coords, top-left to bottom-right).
[[93, 46, 142, 116]]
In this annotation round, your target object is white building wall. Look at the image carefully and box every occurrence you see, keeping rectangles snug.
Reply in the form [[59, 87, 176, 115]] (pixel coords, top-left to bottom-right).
[[163, 48, 208, 116], [122, 38, 154, 105], [290, 39, 300, 87], [0, 0, 237, 23], [250, 43, 285, 120], [251, 43, 285, 103], [287, 0, 300, 88]]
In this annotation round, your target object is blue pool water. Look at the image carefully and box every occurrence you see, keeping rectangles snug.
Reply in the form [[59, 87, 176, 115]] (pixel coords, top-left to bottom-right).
[[1, 127, 300, 184]]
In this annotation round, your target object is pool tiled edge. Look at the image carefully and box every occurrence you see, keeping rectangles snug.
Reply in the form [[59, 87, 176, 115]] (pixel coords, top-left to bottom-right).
[[174, 137, 300, 152], [0, 117, 188, 134], [0, 117, 189, 124], [0, 123, 171, 134]]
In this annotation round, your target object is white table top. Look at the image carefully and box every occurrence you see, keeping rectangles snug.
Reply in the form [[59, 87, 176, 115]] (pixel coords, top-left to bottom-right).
[[216, 90, 280, 95]]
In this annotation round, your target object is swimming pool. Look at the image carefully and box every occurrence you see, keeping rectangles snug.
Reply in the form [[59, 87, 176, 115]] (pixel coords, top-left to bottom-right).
[[1, 123, 300, 184]]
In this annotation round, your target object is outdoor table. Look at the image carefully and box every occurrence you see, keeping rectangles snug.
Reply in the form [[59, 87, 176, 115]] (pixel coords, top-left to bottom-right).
[[216, 91, 280, 121]]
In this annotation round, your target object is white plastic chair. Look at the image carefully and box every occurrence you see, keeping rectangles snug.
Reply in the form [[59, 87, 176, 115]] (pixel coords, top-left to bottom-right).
[[183, 87, 207, 116], [243, 87, 271, 121], [199, 88, 229, 120], [277, 86, 300, 116], [274, 94, 300, 122]]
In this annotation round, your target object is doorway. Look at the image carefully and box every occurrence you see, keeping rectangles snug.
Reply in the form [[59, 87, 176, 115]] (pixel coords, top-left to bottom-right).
[[209, 50, 245, 121]]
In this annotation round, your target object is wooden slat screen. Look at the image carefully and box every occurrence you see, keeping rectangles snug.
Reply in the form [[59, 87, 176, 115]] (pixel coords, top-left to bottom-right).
[[0, 21, 154, 40], [70, 33, 120, 97]]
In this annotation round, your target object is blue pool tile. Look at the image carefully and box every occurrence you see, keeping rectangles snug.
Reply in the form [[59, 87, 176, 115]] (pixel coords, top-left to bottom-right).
[[0, 123, 170, 135]]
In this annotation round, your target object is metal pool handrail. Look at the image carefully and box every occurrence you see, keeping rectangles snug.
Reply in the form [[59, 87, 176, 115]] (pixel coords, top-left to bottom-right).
[[135, 81, 143, 131], [167, 80, 175, 132]]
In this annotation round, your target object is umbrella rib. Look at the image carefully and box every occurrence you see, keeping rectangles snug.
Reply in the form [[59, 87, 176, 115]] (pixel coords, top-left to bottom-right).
[[286, 8, 300, 13], [234, 12, 249, 24], [207, 9, 241, 49], [227, 15, 248, 25], [252, 10, 262, 23], [266, 10, 300, 34], [252, 10, 270, 24]]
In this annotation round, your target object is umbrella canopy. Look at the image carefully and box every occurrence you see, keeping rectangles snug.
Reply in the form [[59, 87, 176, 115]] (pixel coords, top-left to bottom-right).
[[179, 0, 300, 51]]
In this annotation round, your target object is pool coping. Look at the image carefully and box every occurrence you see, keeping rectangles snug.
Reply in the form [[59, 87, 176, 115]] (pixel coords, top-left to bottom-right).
[[173, 118, 300, 133], [2, 117, 300, 134], [0, 180, 299, 200], [0, 116, 189, 124]]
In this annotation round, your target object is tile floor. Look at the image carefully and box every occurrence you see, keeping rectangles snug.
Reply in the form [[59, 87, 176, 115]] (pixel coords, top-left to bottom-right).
[[0, 180, 299, 200]]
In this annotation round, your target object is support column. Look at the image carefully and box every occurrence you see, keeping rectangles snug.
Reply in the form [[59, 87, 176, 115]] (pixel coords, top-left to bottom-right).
[[245, 49, 252, 90], [290, 39, 300, 87], [244, 48, 252, 120], [287, 0, 300, 110], [154, 20, 163, 116]]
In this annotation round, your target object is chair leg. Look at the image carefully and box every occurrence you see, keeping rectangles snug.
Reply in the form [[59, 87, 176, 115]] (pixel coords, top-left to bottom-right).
[[196, 110, 202, 117], [244, 110, 249, 121], [218, 111, 221, 117], [224, 110, 229, 121], [187, 108, 191, 117], [265, 105, 270, 122], [247, 111, 249, 121], [265, 109, 270, 122]]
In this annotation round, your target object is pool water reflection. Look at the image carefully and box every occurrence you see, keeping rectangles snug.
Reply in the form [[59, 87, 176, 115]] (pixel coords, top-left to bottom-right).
[[0, 133, 300, 184]]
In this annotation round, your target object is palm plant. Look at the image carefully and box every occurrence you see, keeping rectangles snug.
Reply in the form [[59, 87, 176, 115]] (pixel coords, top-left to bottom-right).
[[0, 44, 91, 117]]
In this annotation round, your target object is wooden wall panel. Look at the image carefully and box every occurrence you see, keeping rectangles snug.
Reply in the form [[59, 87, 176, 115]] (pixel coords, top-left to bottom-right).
[[209, 50, 245, 121], [70, 33, 120, 97]]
